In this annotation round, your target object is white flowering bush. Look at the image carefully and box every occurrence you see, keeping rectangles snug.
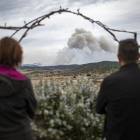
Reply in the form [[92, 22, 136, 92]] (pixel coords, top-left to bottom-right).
[[32, 76, 104, 140]]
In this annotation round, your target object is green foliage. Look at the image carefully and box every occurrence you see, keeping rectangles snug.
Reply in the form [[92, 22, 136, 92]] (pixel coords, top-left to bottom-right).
[[94, 65, 119, 73], [32, 76, 105, 140], [63, 65, 120, 76], [30, 71, 42, 75], [18, 61, 119, 70], [82, 61, 119, 67]]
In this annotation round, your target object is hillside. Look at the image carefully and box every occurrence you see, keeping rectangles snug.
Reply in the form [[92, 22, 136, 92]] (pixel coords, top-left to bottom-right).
[[17, 61, 120, 80], [20, 61, 119, 70], [44, 61, 119, 69], [61, 65, 120, 76], [82, 61, 119, 67]]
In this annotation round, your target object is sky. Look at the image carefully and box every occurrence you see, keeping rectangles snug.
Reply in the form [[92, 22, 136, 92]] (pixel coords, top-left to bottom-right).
[[0, 0, 140, 65]]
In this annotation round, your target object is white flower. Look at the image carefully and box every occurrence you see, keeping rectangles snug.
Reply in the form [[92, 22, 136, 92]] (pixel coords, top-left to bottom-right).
[[77, 103, 84, 107], [34, 78, 102, 139], [90, 113, 94, 119], [46, 95, 50, 99], [50, 119, 54, 124], [47, 81, 51, 86], [67, 125, 72, 130], [83, 76, 88, 81], [84, 118, 87, 122], [85, 122, 89, 126], [44, 110, 49, 115], [81, 127, 86, 132], [58, 120, 62, 126], [51, 129, 56, 135], [56, 111, 60, 117], [62, 121, 67, 126], [48, 128, 52, 132], [50, 111, 53, 115]]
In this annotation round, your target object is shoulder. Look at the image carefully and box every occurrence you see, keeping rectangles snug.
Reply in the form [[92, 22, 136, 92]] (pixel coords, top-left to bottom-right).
[[102, 70, 123, 88], [104, 70, 120, 81], [0, 74, 31, 89], [24, 77, 34, 91]]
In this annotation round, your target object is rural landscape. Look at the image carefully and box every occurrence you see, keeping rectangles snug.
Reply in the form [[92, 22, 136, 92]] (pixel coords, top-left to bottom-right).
[[17, 61, 120, 85], [17, 60, 140, 140], [0, 0, 139, 139], [17, 61, 120, 140]]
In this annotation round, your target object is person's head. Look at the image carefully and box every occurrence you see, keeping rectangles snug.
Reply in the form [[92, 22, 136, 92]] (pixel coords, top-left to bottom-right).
[[0, 37, 22, 67], [118, 39, 140, 66]]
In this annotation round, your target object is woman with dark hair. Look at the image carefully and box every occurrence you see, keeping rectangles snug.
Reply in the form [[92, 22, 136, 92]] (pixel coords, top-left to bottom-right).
[[0, 37, 37, 140]]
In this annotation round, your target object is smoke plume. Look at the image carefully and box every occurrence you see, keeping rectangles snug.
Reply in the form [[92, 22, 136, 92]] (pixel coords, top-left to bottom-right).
[[54, 28, 118, 65]]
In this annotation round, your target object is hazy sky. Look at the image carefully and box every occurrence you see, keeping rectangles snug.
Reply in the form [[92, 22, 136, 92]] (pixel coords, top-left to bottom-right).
[[0, 0, 140, 65]]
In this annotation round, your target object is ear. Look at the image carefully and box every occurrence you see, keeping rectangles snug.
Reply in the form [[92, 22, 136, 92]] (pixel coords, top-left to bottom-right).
[[117, 54, 121, 62], [137, 53, 140, 60], [117, 54, 122, 66]]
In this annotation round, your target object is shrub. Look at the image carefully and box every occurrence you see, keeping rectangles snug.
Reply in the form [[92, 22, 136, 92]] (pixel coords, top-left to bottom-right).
[[87, 74, 91, 76], [32, 76, 104, 140]]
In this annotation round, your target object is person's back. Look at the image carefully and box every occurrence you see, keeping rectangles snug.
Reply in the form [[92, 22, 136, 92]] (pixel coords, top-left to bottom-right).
[[0, 37, 37, 140], [96, 39, 140, 140], [0, 73, 36, 140], [102, 63, 140, 139]]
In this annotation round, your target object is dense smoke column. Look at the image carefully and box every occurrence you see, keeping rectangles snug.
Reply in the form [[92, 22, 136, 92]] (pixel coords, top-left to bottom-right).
[[54, 28, 118, 65]]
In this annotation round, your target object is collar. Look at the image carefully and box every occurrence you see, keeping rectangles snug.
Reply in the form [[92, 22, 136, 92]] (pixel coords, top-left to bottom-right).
[[120, 63, 138, 70], [0, 64, 25, 80]]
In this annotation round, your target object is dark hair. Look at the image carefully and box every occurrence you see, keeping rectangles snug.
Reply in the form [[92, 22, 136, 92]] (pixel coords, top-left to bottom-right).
[[118, 39, 139, 63], [0, 37, 22, 66]]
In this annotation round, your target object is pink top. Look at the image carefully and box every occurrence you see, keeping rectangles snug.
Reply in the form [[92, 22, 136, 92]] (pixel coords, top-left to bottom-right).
[[0, 64, 25, 80]]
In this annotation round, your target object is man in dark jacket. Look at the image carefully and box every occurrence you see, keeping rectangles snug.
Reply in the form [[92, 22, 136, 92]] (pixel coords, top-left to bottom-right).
[[96, 39, 140, 140]]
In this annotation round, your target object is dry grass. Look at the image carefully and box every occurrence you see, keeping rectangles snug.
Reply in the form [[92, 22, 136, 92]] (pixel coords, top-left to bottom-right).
[[17, 66, 112, 86]]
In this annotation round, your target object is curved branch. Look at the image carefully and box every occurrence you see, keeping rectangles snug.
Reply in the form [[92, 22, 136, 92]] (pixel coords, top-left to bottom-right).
[[0, 8, 138, 43]]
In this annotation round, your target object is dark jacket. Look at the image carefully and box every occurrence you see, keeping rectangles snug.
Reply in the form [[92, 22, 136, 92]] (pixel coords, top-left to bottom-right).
[[0, 73, 37, 140], [96, 63, 140, 140]]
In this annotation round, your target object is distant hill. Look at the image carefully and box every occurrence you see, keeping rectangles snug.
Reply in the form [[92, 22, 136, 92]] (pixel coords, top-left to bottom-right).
[[21, 63, 42, 67], [21, 61, 119, 69], [82, 61, 119, 67], [43, 64, 79, 69], [61, 65, 120, 76]]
